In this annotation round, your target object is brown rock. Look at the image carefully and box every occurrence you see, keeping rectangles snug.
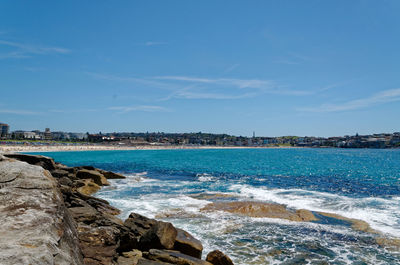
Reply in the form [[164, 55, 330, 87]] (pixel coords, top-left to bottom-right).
[[77, 179, 101, 196], [137, 258, 174, 265], [201, 201, 318, 222], [99, 169, 126, 179], [76, 169, 109, 186], [145, 249, 212, 265], [117, 250, 142, 265], [77, 224, 121, 265], [206, 250, 234, 265], [50, 169, 70, 178], [139, 221, 178, 251], [174, 228, 203, 259], [69, 206, 99, 224]]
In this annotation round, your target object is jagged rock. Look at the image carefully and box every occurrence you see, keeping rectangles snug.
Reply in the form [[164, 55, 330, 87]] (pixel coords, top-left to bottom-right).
[[0, 157, 83, 265], [76, 169, 110, 186], [201, 201, 318, 222], [4, 153, 56, 170], [174, 228, 203, 259], [206, 250, 234, 265], [144, 249, 212, 265]]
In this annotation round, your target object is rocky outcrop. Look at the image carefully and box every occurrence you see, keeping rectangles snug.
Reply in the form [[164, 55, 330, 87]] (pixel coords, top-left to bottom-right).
[[201, 201, 318, 222], [0, 156, 83, 265], [1, 153, 230, 265], [143, 249, 212, 265], [174, 229, 203, 259], [206, 250, 234, 265]]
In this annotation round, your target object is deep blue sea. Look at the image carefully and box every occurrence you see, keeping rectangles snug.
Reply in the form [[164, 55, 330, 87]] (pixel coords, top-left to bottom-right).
[[35, 148, 400, 264]]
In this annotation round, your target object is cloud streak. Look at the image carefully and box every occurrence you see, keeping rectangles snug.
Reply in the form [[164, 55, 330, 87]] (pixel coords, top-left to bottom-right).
[[108, 105, 171, 113], [0, 109, 41, 115], [299, 88, 400, 112], [0, 40, 70, 59]]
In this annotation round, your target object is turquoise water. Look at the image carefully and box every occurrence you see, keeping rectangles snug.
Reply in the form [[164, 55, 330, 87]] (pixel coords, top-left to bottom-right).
[[37, 148, 400, 264]]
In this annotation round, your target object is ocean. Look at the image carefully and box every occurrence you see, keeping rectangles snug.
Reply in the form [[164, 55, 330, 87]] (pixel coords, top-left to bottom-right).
[[36, 148, 400, 264]]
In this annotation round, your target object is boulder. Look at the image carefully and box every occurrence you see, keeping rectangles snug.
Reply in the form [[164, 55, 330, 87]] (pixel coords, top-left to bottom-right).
[[174, 228, 203, 259], [0, 157, 83, 265], [76, 169, 109, 186], [4, 153, 56, 170], [139, 221, 178, 251], [123, 213, 178, 251], [145, 249, 212, 265], [206, 250, 234, 265]]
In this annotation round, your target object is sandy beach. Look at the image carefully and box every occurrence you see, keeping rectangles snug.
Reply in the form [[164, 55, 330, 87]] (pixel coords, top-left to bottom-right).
[[0, 144, 295, 153]]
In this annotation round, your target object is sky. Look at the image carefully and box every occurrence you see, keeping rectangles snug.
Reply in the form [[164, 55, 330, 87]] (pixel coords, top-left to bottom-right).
[[0, 0, 399, 137]]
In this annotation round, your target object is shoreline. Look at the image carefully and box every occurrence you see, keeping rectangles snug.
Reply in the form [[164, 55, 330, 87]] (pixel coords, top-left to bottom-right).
[[0, 144, 304, 153]]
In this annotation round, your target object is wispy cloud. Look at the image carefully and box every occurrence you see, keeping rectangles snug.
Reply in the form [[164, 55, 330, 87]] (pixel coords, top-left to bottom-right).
[[87, 72, 175, 90], [0, 109, 41, 115], [108, 105, 171, 113], [223, 63, 240, 73], [299, 88, 400, 112], [0, 40, 70, 59], [154, 75, 312, 100], [145, 41, 168, 46]]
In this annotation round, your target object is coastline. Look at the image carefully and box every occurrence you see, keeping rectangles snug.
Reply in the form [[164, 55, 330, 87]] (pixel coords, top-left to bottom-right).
[[0, 144, 304, 153]]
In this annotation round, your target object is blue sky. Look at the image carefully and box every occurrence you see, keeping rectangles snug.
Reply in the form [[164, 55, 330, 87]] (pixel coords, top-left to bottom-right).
[[0, 0, 399, 137]]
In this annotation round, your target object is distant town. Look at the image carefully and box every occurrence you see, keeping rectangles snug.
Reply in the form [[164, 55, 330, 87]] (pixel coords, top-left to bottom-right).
[[1, 122, 399, 149]]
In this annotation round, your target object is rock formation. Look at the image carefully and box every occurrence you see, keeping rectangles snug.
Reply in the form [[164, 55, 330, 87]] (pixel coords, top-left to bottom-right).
[[0, 153, 233, 265]]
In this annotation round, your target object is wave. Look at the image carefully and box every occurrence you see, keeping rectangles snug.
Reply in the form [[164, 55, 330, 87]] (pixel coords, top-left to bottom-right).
[[228, 184, 400, 237]]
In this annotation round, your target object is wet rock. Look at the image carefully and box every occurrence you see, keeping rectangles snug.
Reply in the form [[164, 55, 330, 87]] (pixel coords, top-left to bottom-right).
[[317, 212, 377, 233], [0, 157, 83, 265], [4, 153, 56, 170], [76, 169, 109, 186], [206, 250, 234, 265], [174, 228, 203, 259], [144, 249, 212, 265], [201, 201, 318, 222]]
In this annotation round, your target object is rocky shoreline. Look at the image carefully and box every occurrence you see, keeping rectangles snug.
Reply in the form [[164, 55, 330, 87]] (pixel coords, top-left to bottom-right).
[[0, 153, 234, 265]]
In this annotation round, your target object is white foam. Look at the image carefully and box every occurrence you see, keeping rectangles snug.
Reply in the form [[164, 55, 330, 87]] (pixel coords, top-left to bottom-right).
[[196, 173, 217, 182], [229, 184, 400, 237]]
